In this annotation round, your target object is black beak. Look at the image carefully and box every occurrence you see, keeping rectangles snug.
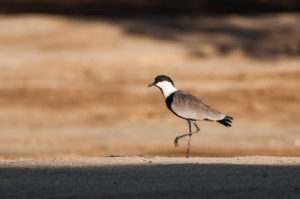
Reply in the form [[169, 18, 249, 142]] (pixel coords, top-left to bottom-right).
[[148, 82, 154, 87]]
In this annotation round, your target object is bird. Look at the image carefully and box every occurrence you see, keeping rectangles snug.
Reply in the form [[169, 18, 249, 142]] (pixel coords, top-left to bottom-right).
[[148, 75, 233, 158]]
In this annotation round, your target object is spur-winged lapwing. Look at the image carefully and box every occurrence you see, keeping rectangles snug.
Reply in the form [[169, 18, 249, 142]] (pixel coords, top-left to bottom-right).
[[148, 75, 233, 158]]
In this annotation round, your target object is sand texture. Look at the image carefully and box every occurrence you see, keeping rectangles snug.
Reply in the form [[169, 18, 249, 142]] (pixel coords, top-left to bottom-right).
[[0, 14, 300, 158]]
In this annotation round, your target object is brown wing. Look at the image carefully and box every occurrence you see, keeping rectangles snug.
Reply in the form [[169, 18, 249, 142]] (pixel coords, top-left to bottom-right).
[[170, 90, 225, 121]]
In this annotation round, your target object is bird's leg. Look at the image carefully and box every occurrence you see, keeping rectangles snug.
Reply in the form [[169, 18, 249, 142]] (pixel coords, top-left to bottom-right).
[[174, 120, 200, 148], [192, 121, 200, 133], [186, 121, 201, 158], [186, 120, 192, 158], [174, 132, 190, 148], [174, 120, 191, 147]]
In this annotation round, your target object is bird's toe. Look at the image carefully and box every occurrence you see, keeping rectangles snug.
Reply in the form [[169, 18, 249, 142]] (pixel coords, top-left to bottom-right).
[[174, 138, 179, 148]]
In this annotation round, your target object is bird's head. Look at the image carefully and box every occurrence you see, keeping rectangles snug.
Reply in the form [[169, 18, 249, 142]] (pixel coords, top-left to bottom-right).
[[148, 75, 177, 99], [148, 75, 174, 89]]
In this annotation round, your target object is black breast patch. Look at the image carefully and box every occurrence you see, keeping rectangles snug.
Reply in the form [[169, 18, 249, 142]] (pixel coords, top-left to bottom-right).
[[165, 93, 175, 110], [165, 92, 188, 120]]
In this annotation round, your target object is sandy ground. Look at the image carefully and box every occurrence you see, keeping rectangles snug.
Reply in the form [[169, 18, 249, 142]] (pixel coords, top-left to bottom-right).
[[0, 14, 300, 158], [0, 156, 300, 198]]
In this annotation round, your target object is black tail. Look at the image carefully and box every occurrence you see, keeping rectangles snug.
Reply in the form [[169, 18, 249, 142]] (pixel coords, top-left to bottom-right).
[[217, 115, 233, 127]]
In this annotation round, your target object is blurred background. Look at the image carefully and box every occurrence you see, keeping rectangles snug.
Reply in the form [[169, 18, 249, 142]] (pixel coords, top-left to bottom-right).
[[0, 0, 299, 159]]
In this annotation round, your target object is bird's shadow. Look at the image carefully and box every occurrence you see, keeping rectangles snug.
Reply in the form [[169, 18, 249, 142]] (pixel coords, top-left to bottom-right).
[[1, 162, 300, 198]]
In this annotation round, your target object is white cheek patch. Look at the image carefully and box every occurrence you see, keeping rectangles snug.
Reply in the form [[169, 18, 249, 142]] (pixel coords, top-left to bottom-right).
[[155, 81, 168, 88], [156, 81, 177, 99]]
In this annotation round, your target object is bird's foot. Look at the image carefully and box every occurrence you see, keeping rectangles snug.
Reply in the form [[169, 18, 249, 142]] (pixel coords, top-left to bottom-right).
[[174, 137, 180, 148]]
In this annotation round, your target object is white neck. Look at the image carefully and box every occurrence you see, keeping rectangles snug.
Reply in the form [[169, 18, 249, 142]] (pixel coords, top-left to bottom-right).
[[156, 81, 178, 99]]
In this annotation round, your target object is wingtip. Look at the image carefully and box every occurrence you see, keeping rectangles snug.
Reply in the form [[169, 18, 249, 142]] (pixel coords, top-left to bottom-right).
[[217, 116, 233, 127]]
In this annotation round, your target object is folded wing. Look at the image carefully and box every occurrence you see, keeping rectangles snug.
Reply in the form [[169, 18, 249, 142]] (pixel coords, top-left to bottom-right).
[[170, 90, 226, 121]]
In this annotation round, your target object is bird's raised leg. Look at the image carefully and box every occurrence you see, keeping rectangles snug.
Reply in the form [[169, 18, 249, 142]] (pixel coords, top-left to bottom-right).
[[192, 121, 200, 133], [174, 120, 191, 148], [174, 120, 200, 147], [174, 133, 189, 148]]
